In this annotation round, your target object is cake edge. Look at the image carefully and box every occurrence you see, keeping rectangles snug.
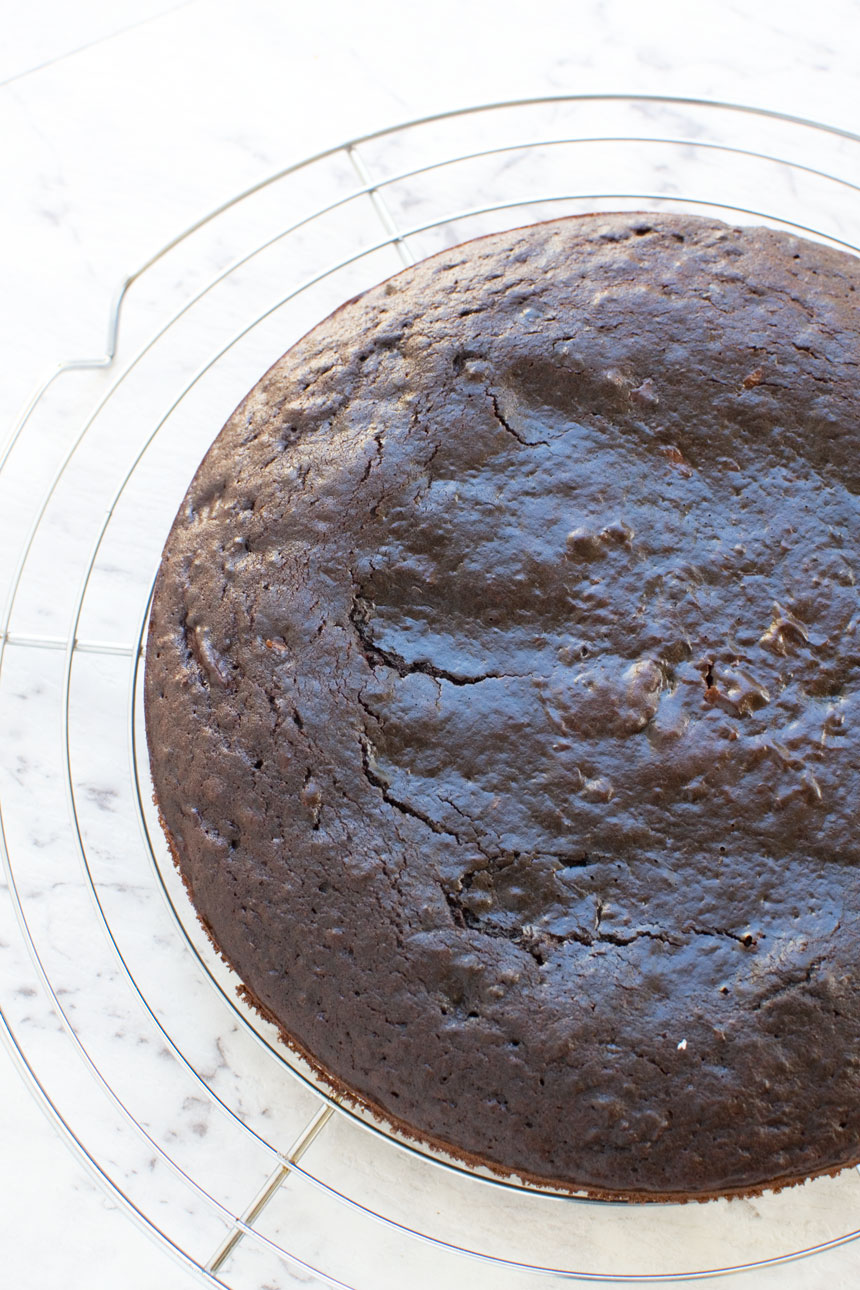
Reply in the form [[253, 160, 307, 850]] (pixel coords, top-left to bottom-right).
[[152, 800, 860, 1205]]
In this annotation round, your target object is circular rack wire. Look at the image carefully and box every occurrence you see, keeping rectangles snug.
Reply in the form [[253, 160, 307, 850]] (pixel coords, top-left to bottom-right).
[[2, 95, 860, 1289]]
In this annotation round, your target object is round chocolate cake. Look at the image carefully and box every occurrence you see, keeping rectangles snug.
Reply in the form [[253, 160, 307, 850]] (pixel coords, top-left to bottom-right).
[[145, 212, 860, 1200]]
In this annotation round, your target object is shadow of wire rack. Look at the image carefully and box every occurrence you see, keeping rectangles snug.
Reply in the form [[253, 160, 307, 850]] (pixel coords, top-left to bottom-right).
[[2, 95, 860, 1290]]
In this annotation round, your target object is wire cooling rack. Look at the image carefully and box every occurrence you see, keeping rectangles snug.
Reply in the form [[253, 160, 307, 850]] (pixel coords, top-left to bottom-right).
[[3, 95, 860, 1290]]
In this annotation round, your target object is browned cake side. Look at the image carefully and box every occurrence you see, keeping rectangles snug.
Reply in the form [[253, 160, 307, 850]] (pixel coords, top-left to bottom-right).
[[144, 212, 860, 1200]]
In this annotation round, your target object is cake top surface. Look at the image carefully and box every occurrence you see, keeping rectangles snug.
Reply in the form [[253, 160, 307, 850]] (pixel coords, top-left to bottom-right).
[[145, 212, 860, 1199]]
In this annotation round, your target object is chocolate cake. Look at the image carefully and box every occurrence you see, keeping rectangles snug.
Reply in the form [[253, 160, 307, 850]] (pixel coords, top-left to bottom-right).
[[144, 212, 860, 1200]]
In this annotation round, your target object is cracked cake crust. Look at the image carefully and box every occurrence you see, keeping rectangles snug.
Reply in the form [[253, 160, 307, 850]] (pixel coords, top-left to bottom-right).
[[145, 212, 860, 1199]]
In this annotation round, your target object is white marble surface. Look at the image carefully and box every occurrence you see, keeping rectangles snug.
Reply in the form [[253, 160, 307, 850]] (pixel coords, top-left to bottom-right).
[[3, 2, 860, 1288]]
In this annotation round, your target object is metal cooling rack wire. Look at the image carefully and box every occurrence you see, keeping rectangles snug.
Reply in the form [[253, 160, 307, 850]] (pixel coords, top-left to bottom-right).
[[2, 95, 860, 1288], [90, 182, 860, 1195], [77, 225, 860, 1277], [4, 102, 859, 1287], [27, 154, 860, 1168], [0, 1011, 346, 1289], [116, 186, 860, 1282], [3, 87, 860, 479]]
